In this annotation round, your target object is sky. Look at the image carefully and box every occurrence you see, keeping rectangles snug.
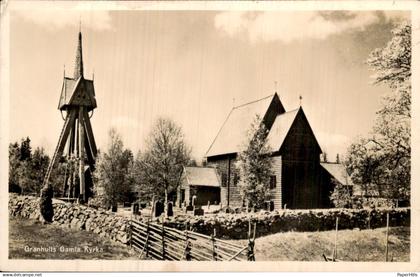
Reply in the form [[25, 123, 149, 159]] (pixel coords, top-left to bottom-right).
[[9, 9, 409, 162]]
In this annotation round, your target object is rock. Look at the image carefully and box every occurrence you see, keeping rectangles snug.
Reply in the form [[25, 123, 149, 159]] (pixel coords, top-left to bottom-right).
[[117, 233, 129, 244], [85, 218, 93, 231], [70, 218, 85, 230], [120, 224, 126, 232]]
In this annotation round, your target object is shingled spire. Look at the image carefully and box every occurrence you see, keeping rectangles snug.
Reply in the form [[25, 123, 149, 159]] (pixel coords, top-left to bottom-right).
[[73, 31, 84, 80]]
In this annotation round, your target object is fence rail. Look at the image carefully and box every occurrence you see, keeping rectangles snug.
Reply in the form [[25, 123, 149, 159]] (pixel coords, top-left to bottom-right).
[[130, 219, 255, 261]]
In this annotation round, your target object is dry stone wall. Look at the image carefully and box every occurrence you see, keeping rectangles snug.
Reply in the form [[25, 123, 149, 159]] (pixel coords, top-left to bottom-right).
[[9, 193, 410, 241], [160, 207, 410, 239], [9, 194, 131, 245]]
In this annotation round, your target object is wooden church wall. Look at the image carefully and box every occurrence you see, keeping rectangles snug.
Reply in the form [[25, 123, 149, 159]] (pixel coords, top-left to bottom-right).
[[207, 155, 243, 208], [280, 111, 326, 209]]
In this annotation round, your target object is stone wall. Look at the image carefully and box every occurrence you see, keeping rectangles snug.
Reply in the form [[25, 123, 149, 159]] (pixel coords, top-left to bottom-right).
[[9, 193, 411, 241], [9, 194, 131, 245], [161, 207, 410, 239]]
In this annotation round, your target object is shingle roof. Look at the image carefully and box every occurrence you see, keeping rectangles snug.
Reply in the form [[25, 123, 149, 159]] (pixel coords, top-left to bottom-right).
[[58, 78, 77, 109], [58, 77, 96, 111], [205, 94, 277, 157], [183, 167, 220, 187], [266, 108, 300, 151], [320, 162, 354, 186]]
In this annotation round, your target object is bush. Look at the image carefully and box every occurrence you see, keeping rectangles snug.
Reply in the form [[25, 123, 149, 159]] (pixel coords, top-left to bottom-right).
[[39, 187, 54, 222]]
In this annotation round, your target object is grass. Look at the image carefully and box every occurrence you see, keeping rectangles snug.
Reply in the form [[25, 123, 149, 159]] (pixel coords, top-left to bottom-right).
[[9, 217, 140, 260], [240, 227, 410, 262], [9, 216, 410, 261]]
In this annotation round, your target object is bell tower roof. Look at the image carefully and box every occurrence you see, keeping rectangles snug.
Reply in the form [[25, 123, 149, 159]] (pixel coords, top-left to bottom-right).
[[73, 31, 84, 80], [58, 31, 96, 111]]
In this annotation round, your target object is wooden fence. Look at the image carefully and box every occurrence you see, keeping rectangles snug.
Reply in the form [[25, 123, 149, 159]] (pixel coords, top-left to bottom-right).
[[130, 219, 256, 261]]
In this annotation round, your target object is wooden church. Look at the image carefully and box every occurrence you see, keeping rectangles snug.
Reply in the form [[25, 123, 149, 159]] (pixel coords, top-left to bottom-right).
[[180, 93, 352, 210]]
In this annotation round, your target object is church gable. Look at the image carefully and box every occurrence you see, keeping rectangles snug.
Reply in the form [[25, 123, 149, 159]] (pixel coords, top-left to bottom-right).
[[58, 78, 96, 111], [279, 108, 322, 161], [68, 79, 96, 110]]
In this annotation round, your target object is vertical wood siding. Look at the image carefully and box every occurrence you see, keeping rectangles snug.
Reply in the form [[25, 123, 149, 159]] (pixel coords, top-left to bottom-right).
[[207, 155, 243, 208], [270, 156, 282, 210]]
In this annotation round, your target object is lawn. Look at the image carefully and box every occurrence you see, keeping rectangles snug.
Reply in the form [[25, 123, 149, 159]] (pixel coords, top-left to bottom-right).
[[246, 227, 410, 262], [9, 217, 140, 260]]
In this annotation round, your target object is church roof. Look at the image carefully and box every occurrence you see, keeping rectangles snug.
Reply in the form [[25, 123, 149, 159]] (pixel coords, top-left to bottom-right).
[[320, 162, 354, 186], [266, 108, 300, 151], [205, 94, 282, 157], [182, 167, 220, 187]]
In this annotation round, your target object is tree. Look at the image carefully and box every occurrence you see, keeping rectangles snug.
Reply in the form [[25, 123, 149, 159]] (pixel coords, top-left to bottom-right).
[[30, 147, 50, 192], [93, 129, 135, 209], [236, 114, 274, 208], [9, 142, 21, 193], [137, 118, 191, 205], [8, 138, 46, 195], [329, 179, 353, 208], [19, 137, 32, 161], [346, 21, 411, 204]]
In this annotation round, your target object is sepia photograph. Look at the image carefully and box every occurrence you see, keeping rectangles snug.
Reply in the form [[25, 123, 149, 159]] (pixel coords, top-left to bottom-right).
[[0, 0, 418, 273]]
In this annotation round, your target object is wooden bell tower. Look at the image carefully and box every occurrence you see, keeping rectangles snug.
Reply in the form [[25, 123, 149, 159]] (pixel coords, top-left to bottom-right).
[[42, 30, 97, 203]]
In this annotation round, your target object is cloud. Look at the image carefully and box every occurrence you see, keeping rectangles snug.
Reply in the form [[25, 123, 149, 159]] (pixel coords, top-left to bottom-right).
[[14, 5, 113, 31], [214, 11, 404, 43]]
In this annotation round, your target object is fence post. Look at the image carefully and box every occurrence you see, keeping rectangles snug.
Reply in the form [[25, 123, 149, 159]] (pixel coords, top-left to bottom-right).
[[248, 218, 251, 239], [247, 223, 256, 261], [333, 217, 339, 261], [184, 229, 192, 261], [385, 212, 390, 262], [211, 228, 217, 261], [129, 218, 132, 249], [161, 221, 166, 260], [145, 220, 150, 257], [247, 239, 255, 261]]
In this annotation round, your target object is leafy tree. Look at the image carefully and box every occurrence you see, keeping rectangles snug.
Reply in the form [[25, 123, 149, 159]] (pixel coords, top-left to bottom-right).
[[92, 129, 135, 209], [15, 146, 50, 195], [16, 160, 33, 195], [346, 21, 411, 204], [329, 179, 353, 208], [9, 139, 50, 195], [236, 114, 274, 208], [49, 157, 70, 197], [129, 152, 152, 206], [30, 147, 50, 192], [137, 118, 191, 205]]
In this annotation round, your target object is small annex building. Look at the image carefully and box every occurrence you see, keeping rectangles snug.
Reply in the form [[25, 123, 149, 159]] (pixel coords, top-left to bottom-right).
[[177, 166, 221, 207]]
